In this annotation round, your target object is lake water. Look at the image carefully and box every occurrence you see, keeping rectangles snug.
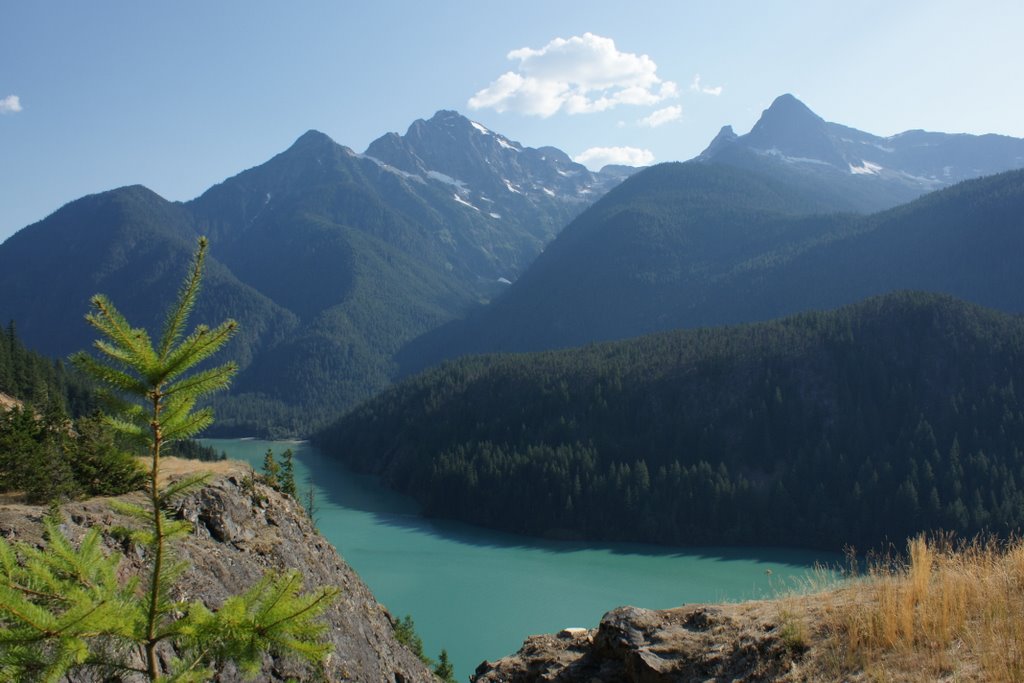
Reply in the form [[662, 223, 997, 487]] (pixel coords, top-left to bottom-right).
[[201, 438, 833, 681]]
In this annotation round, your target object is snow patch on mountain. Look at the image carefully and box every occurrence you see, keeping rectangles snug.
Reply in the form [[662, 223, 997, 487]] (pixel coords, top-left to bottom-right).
[[427, 170, 467, 188], [849, 160, 883, 175], [757, 148, 834, 166], [453, 193, 480, 211], [496, 136, 520, 152], [361, 154, 427, 183]]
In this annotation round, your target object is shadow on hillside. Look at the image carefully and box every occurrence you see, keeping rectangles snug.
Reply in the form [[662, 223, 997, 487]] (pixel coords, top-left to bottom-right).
[[295, 438, 833, 569]]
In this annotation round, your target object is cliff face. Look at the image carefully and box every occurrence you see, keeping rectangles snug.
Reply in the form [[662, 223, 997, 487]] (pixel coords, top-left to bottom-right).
[[0, 465, 435, 683]]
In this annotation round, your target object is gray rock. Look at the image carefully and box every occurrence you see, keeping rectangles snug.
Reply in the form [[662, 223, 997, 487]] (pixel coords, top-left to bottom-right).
[[0, 471, 435, 683], [473, 603, 803, 683]]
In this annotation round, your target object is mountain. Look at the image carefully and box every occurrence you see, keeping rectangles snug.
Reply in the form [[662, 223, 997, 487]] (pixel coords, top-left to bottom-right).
[[362, 109, 630, 274], [365, 110, 632, 274], [0, 116, 631, 436], [0, 185, 298, 374], [319, 291, 1024, 551], [400, 166, 1024, 372], [699, 93, 1024, 211], [6, 100, 1020, 435], [710, 167, 1024, 320]]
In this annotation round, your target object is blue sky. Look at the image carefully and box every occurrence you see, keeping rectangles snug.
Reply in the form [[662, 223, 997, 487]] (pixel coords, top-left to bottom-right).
[[2, 0, 1022, 241]]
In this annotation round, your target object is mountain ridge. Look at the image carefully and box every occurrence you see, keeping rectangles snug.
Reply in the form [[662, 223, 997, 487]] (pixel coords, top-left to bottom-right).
[[698, 93, 1024, 211], [399, 165, 1024, 373], [0, 113, 634, 435], [4, 99, 1024, 436]]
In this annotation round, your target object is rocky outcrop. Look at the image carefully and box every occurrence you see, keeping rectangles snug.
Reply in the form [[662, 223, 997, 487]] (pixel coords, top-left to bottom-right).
[[0, 464, 435, 682], [0, 391, 21, 412], [472, 603, 806, 683]]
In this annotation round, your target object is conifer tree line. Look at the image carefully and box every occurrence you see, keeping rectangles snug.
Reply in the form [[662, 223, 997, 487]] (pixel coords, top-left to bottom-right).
[[261, 447, 298, 499], [0, 320, 97, 417], [0, 319, 227, 504], [318, 291, 1024, 551], [0, 321, 146, 502], [0, 238, 337, 681]]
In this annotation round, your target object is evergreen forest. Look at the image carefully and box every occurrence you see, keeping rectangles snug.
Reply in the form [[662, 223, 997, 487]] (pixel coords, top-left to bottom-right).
[[0, 321, 222, 503], [318, 292, 1024, 550]]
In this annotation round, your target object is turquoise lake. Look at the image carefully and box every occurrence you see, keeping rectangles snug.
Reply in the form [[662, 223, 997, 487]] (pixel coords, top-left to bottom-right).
[[201, 438, 832, 681]]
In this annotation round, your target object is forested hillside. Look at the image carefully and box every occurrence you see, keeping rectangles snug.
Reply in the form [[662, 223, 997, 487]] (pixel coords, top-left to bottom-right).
[[0, 185, 297, 383], [399, 161, 854, 369], [0, 322, 222, 503], [401, 167, 1024, 374], [320, 292, 1024, 550], [0, 321, 143, 501], [0, 321, 98, 418]]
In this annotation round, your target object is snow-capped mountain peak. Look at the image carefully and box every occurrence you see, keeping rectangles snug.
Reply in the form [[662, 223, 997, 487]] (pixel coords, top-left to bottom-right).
[[697, 93, 1024, 210], [364, 110, 633, 211]]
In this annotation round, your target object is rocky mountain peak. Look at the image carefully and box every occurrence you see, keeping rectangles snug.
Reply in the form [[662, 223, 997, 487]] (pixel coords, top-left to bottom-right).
[[428, 109, 473, 127], [368, 109, 525, 168], [363, 110, 633, 210], [758, 93, 822, 126], [408, 110, 477, 141], [698, 125, 739, 160], [695, 92, 1024, 210], [288, 128, 339, 153], [743, 93, 842, 165]]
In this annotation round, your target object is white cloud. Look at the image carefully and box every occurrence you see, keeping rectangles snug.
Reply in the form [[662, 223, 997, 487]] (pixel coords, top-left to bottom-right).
[[0, 95, 22, 114], [469, 33, 678, 117], [638, 105, 682, 128], [690, 74, 723, 96], [575, 146, 655, 170]]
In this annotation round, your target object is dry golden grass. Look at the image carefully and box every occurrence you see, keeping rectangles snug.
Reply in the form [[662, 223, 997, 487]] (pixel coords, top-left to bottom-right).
[[792, 534, 1024, 682], [147, 456, 249, 487]]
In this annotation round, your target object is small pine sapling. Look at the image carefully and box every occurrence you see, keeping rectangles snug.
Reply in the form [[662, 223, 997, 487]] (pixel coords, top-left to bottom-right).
[[279, 448, 297, 498], [262, 448, 280, 489]]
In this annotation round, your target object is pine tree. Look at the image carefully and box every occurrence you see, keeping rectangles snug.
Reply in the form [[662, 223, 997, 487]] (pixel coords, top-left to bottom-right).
[[279, 448, 297, 498], [0, 237, 338, 681], [262, 448, 280, 489], [434, 648, 456, 683], [69, 413, 146, 497], [304, 483, 318, 524]]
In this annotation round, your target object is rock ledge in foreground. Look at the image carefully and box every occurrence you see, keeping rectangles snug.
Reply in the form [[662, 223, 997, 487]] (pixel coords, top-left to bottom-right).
[[473, 602, 804, 683], [0, 464, 434, 683]]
